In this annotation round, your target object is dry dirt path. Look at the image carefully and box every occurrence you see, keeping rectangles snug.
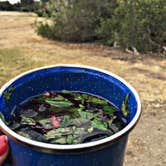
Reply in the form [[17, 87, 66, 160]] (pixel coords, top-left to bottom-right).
[[0, 12, 166, 166]]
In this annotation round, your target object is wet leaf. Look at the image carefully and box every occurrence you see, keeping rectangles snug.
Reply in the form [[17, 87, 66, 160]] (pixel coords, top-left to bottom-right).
[[66, 135, 73, 144], [73, 127, 87, 136], [61, 115, 72, 127], [91, 118, 108, 131], [53, 95, 65, 101], [78, 110, 96, 120], [38, 118, 53, 129], [0, 112, 9, 125], [82, 130, 110, 143], [38, 104, 47, 112], [20, 116, 36, 125], [17, 131, 31, 139], [51, 137, 67, 144], [103, 105, 116, 115], [10, 122, 21, 130], [45, 127, 72, 140], [79, 104, 85, 110], [73, 138, 81, 144], [43, 92, 50, 97], [26, 129, 47, 142], [109, 124, 119, 133], [90, 97, 108, 105], [20, 109, 38, 118], [74, 94, 84, 103], [3, 85, 14, 102], [62, 90, 72, 94], [81, 94, 89, 99], [72, 118, 90, 127], [50, 116, 61, 128], [87, 127, 94, 133], [121, 94, 130, 118], [45, 100, 73, 108], [107, 116, 116, 127]]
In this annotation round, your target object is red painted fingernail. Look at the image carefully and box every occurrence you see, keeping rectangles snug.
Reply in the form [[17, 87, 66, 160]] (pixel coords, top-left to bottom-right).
[[0, 135, 8, 156]]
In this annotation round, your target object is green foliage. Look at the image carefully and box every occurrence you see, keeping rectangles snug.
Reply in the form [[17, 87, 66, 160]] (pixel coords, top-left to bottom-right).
[[37, 0, 116, 42], [20, 116, 36, 125], [91, 118, 108, 131], [3, 85, 14, 102], [121, 94, 130, 118], [36, 23, 53, 38], [0, 112, 9, 125], [37, 0, 166, 53], [103, 105, 116, 115], [96, 0, 166, 52], [0, 1, 21, 11]]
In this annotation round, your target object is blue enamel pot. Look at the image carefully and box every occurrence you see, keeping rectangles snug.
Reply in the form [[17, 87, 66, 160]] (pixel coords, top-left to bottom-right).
[[0, 65, 141, 166]]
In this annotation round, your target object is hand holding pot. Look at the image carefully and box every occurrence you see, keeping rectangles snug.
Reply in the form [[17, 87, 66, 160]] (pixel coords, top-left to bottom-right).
[[0, 135, 9, 165]]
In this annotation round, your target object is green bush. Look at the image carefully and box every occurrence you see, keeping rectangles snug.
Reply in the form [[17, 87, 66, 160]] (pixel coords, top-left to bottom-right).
[[37, 0, 166, 53], [36, 23, 53, 38], [97, 0, 166, 52], [37, 0, 117, 42]]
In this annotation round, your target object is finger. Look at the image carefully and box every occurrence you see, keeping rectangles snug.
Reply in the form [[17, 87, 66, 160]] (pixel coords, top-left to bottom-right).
[[0, 135, 9, 165], [0, 147, 9, 165]]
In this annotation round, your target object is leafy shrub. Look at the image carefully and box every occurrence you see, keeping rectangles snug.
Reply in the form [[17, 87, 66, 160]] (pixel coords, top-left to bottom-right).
[[97, 0, 166, 52], [36, 23, 53, 38], [37, 0, 166, 52], [37, 0, 117, 42]]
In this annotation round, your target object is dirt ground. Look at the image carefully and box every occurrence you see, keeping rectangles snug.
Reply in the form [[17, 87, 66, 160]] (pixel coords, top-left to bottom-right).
[[0, 12, 166, 166]]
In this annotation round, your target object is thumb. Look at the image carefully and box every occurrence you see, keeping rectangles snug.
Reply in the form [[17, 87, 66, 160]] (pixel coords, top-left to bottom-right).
[[0, 135, 9, 165]]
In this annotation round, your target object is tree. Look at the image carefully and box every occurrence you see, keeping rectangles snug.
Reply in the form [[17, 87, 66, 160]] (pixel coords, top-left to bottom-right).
[[20, 0, 34, 5]]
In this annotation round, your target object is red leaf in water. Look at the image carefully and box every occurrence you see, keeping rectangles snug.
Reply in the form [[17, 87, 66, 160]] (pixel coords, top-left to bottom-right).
[[43, 92, 50, 97], [50, 116, 61, 128]]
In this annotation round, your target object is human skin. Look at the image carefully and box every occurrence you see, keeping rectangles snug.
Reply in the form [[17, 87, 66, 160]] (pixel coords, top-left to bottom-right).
[[0, 135, 9, 165]]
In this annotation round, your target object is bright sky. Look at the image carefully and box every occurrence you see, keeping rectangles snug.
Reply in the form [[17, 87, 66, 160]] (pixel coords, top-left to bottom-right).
[[0, 0, 20, 4], [0, 0, 40, 4], [9, 0, 20, 4]]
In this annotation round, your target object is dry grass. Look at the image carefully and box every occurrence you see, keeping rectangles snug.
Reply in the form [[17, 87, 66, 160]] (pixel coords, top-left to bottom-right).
[[0, 12, 166, 166]]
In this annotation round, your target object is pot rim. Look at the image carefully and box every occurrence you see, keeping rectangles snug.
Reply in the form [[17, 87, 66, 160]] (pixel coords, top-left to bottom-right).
[[0, 64, 141, 151]]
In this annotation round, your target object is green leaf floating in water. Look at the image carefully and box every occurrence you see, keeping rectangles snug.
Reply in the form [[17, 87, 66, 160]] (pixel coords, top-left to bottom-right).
[[66, 135, 73, 144], [79, 104, 85, 111], [121, 93, 130, 118], [52, 95, 65, 101], [61, 115, 72, 127], [91, 118, 108, 131], [82, 94, 89, 99], [72, 118, 90, 127], [20, 116, 36, 125], [3, 85, 14, 102], [45, 127, 73, 140], [0, 112, 9, 125], [62, 90, 72, 94], [51, 137, 67, 144], [103, 105, 116, 115], [78, 110, 96, 120], [90, 97, 108, 105], [38, 118, 53, 129], [74, 94, 84, 104], [45, 99, 73, 108], [17, 131, 31, 139]]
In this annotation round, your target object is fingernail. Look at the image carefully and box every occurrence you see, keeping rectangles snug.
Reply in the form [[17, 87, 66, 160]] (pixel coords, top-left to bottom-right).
[[0, 135, 8, 156]]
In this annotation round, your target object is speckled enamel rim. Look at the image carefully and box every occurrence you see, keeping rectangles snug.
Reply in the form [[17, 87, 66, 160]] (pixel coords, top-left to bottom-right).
[[0, 64, 141, 152]]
